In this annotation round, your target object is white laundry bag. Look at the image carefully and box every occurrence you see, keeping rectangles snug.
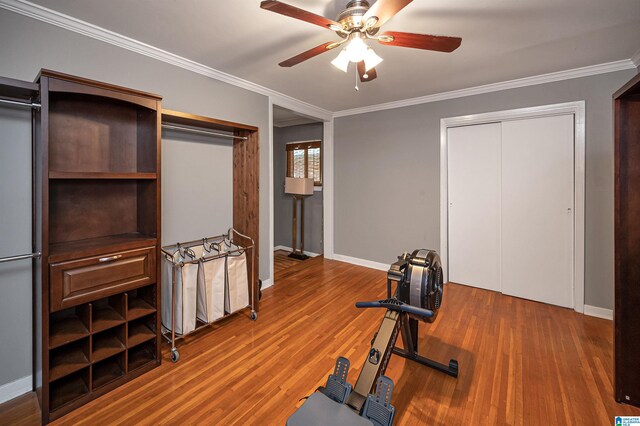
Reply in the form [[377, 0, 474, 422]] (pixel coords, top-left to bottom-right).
[[162, 248, 201, 336], [192, 243, 226, 323], [224, 243, 250, 314]]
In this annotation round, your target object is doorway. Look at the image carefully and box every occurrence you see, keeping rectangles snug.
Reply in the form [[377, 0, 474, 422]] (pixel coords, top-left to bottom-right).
[[441, 102, 585, 312], [271, 105, 324, 276]]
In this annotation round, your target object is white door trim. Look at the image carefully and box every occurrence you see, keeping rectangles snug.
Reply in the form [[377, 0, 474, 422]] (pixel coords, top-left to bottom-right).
[[439, 101, 586, 313], [268, 99, 334, 287]]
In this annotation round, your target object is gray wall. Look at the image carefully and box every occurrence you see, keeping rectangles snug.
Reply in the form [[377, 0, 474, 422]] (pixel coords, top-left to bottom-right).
[[161, 131, 233, 245], [274, 123, 324, 255], [335, 69, 637, 310], [0, 106, 33, 387], [0, 8, 270, 388]]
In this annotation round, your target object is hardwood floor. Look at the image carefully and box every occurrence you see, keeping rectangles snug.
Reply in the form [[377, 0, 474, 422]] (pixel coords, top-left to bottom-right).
[[1, 256, 638, 425], [273, 249, 302, 274]]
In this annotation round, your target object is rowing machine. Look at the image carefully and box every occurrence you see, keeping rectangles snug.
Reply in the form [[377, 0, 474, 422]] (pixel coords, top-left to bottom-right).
[[287, 249, 459, 426]]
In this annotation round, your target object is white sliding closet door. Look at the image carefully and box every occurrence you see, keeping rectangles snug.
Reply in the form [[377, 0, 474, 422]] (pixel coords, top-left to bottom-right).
[[501, 115, 574, 308], [447, 123, 501, 291]]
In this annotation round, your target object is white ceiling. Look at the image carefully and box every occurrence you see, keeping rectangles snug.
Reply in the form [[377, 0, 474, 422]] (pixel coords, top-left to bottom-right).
[[273, 105, 322, 127], [26, 0, 640, 112]]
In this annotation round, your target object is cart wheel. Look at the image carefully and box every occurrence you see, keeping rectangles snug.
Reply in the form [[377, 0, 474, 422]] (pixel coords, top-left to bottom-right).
[[170, 349, 180, 363], [250, 311, 258, 321]]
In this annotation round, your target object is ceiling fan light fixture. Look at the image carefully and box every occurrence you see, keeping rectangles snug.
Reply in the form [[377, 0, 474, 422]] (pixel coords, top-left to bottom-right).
[[345, 32, 368, 62], [363, 47, 383, 71], [331, 49, 350, 72]]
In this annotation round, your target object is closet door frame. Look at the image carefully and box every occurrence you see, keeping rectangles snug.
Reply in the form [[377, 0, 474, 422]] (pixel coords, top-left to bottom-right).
[[439, 101, 585, 313]]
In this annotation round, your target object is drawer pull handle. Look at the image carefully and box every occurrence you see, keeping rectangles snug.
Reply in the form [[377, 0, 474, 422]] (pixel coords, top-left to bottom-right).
[[99, 255, 123, 263]]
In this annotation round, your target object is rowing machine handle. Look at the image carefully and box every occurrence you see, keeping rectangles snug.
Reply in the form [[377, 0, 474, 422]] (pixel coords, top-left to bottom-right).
[[355, 300, 434, 319]]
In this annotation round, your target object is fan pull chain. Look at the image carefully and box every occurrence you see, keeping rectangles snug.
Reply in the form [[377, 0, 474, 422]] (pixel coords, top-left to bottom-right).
[[355, 66, 359, 92]]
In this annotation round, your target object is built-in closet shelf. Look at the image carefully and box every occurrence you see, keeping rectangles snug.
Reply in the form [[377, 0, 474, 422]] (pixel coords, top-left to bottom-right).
[[92, 306, 125, 334], [127, 342, 156, 372], [92, 331, 125, 364], [127, 298, 156, 321], [48, 233, 157, 263], [49, 316, 89, 349], [0, 75, 39, 101], [92, 356, 124, 390], [49, 345, 89, 382], [49, 369, 89, 412], [127, 322, 156, 348], [49, 171, 157, 180]]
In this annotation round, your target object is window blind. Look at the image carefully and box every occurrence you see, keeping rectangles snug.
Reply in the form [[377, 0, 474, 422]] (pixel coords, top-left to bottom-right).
[[286, 141, 322, 185]]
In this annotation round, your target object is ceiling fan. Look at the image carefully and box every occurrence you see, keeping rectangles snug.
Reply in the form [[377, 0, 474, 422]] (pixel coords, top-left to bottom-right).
[[260, 0, 462, 83]]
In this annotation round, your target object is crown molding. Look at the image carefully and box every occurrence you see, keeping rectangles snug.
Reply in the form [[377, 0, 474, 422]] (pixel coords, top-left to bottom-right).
[[0, 0, 333, 121], [631, 48, 640, 68], [334, 59, 636, 117], [0, 0, 636, 121]]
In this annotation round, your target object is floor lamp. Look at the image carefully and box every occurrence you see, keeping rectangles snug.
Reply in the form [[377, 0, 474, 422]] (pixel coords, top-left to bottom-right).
[[285, 177, 314, 260]]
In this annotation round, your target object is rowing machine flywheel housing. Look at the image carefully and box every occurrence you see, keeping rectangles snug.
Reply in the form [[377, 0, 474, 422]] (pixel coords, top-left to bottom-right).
[[397, 249, 444, 323]]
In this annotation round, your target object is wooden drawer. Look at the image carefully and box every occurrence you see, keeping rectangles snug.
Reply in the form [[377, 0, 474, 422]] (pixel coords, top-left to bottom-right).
[[50, 247, 156, 312]]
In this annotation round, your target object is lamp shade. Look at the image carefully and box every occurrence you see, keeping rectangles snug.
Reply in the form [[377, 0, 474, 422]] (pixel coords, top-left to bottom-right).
[[285, 177, 314, 195]]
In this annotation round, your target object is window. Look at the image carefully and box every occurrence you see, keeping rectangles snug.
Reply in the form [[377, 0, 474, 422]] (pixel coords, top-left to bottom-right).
[[286, 141, 322, 186]]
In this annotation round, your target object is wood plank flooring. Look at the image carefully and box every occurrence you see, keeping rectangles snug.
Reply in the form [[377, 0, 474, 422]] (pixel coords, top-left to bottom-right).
[[1, 256, 639, 425], [273, 249, 302, 274]]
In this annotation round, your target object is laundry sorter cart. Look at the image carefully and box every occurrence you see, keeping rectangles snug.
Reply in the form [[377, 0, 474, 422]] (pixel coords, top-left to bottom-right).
[[161, 228, 256, 362]]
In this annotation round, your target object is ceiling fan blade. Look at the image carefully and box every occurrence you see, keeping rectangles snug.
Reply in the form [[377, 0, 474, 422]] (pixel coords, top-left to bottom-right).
[[279, 42, 338, 67], [363, 0, 413, 29], [357, 61, 378, 82], [378, 31, 462, 52], [261, 1, 342, 30]]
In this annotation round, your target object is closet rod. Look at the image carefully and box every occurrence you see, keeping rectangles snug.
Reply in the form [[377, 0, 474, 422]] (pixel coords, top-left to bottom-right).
[[161, 124, 248, 140], [0, 98, 41, 109], [0, 252, 42, 264]]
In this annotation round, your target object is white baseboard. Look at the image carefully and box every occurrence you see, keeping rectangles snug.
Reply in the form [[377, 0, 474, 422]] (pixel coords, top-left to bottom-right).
[[583, 305, 613, 320], [332, 253, 388, 271], [274, 245, 320, 258], [0, 375, 31, 404], [261, 278, 273, 290]]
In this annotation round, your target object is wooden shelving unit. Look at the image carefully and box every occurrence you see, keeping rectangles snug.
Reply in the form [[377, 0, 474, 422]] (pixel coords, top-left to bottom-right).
[[92, 355, 125, 390], [614, 72, 640, 408], [49, 171, 157, 180], [41, 285, 160, 420], [32, 70, 162, 423], [127, 287, 157, 320], [161, 109, 261, 309], [49, 308, 90, 349], [49, 340, 89, 382], [128, 319, 156, 348], [0, 69, 260, 424]]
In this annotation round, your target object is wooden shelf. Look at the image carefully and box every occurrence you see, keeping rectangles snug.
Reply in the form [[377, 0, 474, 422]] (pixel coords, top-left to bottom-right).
[[162, 109, 258, 133], [48, 233, 156, 263], [92, 333, 125, 363], [0, 76, 38, 102], [49, 171, 157, 180], [49, 345, 89, 382], [92, 305, 125, 334], [36, 69, 163, 424], [128, 298, 156, 321], [127, 343, 156, 372], [128, 322, 155, 348], [92, 357, 124, 390], [49, 315, 89, 349], [49, 370, 89, 412]]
